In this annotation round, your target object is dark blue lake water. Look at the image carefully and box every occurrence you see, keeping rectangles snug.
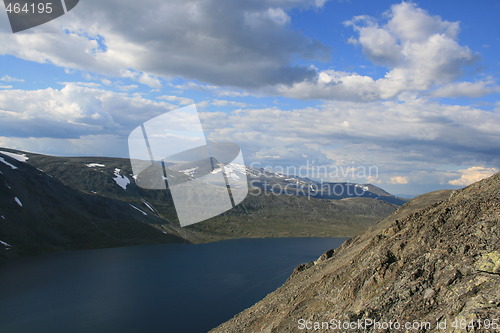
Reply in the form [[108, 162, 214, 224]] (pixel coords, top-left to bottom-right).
[[0, 237, 347, 333]]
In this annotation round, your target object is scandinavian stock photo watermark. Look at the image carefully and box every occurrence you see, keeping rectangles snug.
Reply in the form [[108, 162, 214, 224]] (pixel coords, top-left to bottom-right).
[[247, 161, 379, 200]]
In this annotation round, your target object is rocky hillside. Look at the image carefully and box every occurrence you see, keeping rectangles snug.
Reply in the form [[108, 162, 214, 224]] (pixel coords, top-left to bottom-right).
[[212, 173, 499, 332]]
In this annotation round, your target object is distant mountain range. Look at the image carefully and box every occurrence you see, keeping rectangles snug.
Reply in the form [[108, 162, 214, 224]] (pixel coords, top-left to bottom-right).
[[212, 173, 500, 332], [0, 148, 405, 261]]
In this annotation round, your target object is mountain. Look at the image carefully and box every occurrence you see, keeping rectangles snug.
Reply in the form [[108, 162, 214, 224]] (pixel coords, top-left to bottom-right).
[[1, 148, 403, 260], [239, 166, 407, 206], [0, 150, 185, 262], [211, 173, 499, 332]]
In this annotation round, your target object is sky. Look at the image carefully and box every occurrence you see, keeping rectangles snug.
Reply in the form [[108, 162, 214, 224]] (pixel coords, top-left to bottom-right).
[[0, 0, 499, 195]]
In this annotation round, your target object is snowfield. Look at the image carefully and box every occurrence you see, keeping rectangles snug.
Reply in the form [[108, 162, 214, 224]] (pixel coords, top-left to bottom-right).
[[181, 167, 199, 177], [0, 157, 18, 169], [0, 151, 29, 162], [210, 163, 246, 181], [113, 169, 130, 190], [355, 184, 370, 192], [141, 199, 156, 212], [14, 197, 23, 207], [129, 204, 148, 216], [0, 240, 12, 248]]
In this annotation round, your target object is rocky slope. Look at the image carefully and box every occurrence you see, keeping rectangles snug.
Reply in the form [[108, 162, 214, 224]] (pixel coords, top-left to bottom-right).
[[212, 173, 499, 332]]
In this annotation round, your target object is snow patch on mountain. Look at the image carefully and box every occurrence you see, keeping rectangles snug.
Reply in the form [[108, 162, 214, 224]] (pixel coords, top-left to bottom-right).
[[0, 157, 17, 169], [14, 197, 22, 207], [113, 168, 130, 190], [129, 204, 148, 216], [211, 163, 246, 181], [86, 163, 106, 168], [141, 199, 156, 212], [0, 240, 11, 248], [0, 151, 29, 162], [355, 184, 369, 192], [181, 167, 199, 177]]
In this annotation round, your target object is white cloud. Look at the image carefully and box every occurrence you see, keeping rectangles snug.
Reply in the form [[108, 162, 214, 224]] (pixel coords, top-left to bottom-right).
[[121, 70, 162, 89], [199, 99, 499, 185], [169, 81, 252, 99], [1, 75, 24, 82], [210, 99, 248, 108], [449, 166, 498, 186], [157, 95, 194, 105], [138, 73, 162, 89], [2, 1, 490, 102], [279, 2, 479, 101], [116, 84, 139, 91], [0, 0, 328, 88], [0, 134, 129, 157], [276, 70, 379, 101], [0, 83, 175, 139], [431, 80, 500, 98], [245, 7, 291, 27], [386, 2, 459, 42], [216, 90, 250, 97], [389, 176, 409, 184], [355, 26, 401, 65]]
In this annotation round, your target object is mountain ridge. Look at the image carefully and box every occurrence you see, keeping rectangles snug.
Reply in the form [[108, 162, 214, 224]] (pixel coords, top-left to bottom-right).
[[1, 148, 403, 261], [0, 150, 185, 262]]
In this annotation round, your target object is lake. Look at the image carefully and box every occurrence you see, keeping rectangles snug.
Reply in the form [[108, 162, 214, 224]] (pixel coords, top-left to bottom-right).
[[0, 237, 347, 333]]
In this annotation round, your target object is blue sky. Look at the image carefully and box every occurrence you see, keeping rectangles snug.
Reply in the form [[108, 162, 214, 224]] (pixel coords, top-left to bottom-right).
[[0, 0, 499, 195]]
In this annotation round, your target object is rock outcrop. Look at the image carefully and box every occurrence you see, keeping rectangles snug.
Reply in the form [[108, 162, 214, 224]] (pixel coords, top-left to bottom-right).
[[212, 173, 499, 332]]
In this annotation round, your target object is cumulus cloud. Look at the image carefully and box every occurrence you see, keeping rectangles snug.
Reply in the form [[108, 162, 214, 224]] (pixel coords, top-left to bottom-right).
[[0, 0, 329, 88], [449, 166, 498, 186], [278, 2, 480, 101], [0, 83, 175, 139], [348, 2, 475, 87]]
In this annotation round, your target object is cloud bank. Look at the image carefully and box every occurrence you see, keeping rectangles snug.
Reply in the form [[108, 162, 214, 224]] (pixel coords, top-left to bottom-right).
[[0, 0, 329, 88], [276, 2, 488, 101]]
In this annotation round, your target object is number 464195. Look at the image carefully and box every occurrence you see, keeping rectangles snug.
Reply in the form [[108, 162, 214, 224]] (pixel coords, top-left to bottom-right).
[[5, 2, 53, 14], [451, 318, 498, 330]]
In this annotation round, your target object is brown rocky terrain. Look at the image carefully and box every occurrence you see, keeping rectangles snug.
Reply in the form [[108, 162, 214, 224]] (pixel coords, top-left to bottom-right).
[[212, 173, 499, 332]]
